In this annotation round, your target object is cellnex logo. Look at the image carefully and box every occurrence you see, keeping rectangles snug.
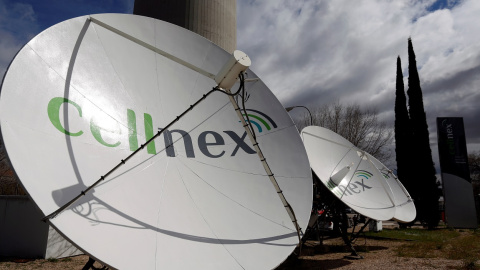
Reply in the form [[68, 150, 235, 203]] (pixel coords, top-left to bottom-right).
[[326, 169, 372, 197], [47, 97, 277, 158], [441, 119, 455, 155], [354, 170, 373, 179], [241, 109, 277, 133]]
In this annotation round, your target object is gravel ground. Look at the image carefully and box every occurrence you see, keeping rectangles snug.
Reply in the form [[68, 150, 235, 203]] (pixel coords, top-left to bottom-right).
[[0, 255, 104, 270], [277, 238, 464, 270], [0, 237, 467, 270]]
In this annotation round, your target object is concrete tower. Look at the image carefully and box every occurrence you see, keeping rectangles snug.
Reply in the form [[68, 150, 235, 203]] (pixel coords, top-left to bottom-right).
[[134, 0, 236, 53]]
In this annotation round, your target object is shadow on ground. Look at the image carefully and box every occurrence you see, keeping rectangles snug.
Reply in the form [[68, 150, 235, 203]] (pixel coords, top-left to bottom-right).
[[275, 241, 389, 270], [276, 256, 352, 270]]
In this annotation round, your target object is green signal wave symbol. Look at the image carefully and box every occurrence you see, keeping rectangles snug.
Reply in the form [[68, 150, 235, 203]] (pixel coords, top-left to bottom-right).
[[240, 109, 277, 133], [354, 170, 373, 180]]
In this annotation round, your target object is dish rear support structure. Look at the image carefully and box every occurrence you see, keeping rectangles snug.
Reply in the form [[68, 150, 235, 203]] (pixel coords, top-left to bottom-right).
[[305, 171, 370, 259], [82, 257, 107, 270]]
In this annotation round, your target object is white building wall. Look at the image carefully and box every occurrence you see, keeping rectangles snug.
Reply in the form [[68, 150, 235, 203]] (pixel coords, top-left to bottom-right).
[[134, 0, 237, 53]]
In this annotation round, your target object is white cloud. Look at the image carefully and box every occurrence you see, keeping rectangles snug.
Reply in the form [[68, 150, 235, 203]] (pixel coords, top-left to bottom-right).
[[237, 0, 480, 167], [238, 1, 421, 107]]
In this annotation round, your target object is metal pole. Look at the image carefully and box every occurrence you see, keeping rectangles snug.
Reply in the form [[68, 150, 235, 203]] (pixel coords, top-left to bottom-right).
[[227, 90, 304, 245], [286, 105, 313, 126]]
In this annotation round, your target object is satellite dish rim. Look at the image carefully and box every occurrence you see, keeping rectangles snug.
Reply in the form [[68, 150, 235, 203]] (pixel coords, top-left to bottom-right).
[[0, 13, 313, 269]]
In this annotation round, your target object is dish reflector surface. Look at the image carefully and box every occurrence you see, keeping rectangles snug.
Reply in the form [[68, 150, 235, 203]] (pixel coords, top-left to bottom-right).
[[301, 126, 415, 222], [0, 14, 312, 269], [366, 154, 416, 222]]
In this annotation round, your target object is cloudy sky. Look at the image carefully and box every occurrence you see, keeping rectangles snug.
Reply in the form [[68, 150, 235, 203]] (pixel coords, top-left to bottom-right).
[[236, 0, 480, 172], [1, 0, 479, 173]]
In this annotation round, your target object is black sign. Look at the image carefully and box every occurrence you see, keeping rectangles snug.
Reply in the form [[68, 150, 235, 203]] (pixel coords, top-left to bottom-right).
[[436, 117, 470, 181]]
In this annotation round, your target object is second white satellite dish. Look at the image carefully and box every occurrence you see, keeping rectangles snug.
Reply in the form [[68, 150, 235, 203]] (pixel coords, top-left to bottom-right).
[[0, 14, 312, 269], [301, 126, 415, 222]]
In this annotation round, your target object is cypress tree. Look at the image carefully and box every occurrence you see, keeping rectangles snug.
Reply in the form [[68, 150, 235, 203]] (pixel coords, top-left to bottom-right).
[[406, 38, 439, 229], [394, 56, 415, 199]]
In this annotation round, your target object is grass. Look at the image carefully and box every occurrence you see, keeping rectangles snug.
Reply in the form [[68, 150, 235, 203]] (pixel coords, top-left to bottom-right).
[[365, 227, 460, 242], [365, 228, 480, 269]]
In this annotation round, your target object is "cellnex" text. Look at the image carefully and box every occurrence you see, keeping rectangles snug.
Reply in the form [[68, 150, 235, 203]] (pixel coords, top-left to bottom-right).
[[327, 178, 372, 197], [47, 97, 256, 158]]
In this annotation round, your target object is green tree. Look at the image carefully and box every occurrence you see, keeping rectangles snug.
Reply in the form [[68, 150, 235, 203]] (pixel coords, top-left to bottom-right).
[[0, 141, 25, 195], [468, 151, 480, 193], [394, 56, 415, 200], [467, 151, 480, 224], [406, 38, 439, 229]]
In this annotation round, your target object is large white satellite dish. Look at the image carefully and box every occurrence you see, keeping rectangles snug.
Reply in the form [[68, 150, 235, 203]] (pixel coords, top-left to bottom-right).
[[0, 14, 312, 269], [301, 126, 415, 222]]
